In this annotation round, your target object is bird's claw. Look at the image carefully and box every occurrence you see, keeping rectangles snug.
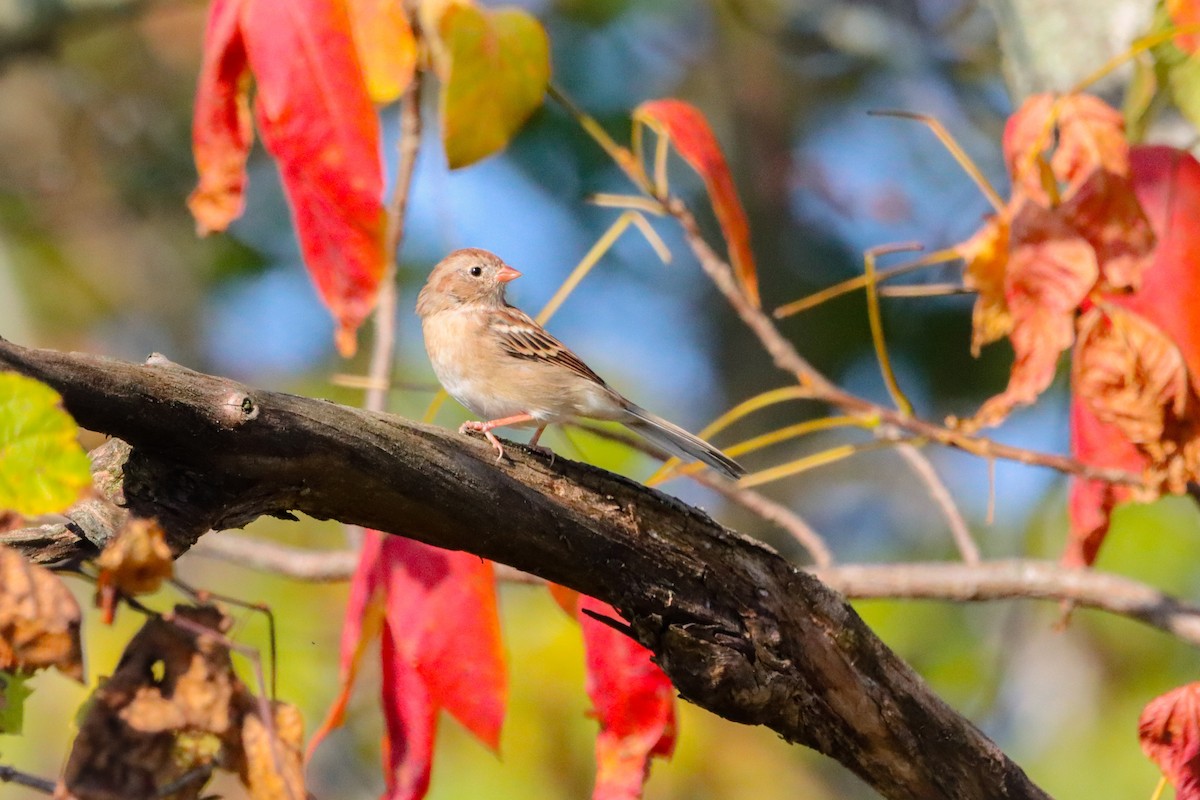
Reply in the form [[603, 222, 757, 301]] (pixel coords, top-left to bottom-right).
[[459, 421, 507, 462]]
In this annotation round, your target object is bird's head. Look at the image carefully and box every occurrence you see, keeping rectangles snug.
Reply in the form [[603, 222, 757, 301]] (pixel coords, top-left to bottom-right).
[[416, 248, 522, 317]]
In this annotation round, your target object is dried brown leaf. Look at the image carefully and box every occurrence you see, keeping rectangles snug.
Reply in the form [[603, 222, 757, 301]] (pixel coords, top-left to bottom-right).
[[233, 695, 306, 800], [63, 606, 236, 800], [0, 543, 83, 680], [97, 518, 173, 596]]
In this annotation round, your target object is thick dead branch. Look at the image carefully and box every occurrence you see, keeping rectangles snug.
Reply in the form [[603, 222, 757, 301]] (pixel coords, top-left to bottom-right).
[[0, 337, 1049, 800]]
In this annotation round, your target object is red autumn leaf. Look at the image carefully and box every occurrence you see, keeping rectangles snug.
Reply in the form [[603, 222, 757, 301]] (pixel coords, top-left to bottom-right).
[[308, 531, 506, 800], [553, 592, 675, 800], [1065, 401, 1143, 567], [1066, 146, 1200, 565], [190, 0, 387, 357], [188, 0, 251, 233], [634, 99, 759, 308], [1140, 682, 1200, 799]]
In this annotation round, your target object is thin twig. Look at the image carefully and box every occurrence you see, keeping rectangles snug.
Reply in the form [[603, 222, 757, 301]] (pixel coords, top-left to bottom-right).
[[157, 765, 214, 798], [190, 533, 543, 585], [691, 472, 833, 567], [813, 560, 1200, 648], [556, 96, 1144, 488], [863, 242, 920, 416], [879, 283, 972, 298], [894, 442, 979, 563], [0, 764, 56, 794], [191, 536, 359, 581]]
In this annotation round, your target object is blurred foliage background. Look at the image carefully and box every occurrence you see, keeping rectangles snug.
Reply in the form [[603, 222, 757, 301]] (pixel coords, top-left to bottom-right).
[[1, 0, 1196, 797]]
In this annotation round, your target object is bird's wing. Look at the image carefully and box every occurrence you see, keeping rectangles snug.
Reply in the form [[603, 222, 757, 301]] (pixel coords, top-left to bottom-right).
[[491, 305, 608, 386]]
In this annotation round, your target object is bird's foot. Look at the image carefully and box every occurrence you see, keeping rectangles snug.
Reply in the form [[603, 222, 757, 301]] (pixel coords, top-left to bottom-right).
[[459, 420, 507, 462]]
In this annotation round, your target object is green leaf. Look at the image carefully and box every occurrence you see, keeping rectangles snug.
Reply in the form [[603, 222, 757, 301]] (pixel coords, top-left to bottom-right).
[[439, 4, 550, 169], [0, 671, 33, 734], [0, 372, 91, 516]]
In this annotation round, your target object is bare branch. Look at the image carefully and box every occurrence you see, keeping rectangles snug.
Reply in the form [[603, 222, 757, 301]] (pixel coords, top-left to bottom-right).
[[816, 560, 1200, 648]]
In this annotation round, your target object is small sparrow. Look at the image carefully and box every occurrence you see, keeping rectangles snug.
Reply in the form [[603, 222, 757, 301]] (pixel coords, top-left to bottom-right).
[[417, 248, 745, 480]]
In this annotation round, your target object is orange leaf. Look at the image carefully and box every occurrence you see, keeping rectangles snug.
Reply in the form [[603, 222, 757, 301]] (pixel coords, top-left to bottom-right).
[[188, 0, 252, 233], [1140, 682, 1200, 799], [1168, 0, 1200, 54], [971, 204, 1098, 427], [564, 594, 675, 800], [1003, 93, 1129, 204], [635, 99, 759, 308], [309, 531, 506, 800], [189, 0, 387, 356], [346, 0, 417, 104], [95, 518, 174, 624], [959, 214, 1011, 356]]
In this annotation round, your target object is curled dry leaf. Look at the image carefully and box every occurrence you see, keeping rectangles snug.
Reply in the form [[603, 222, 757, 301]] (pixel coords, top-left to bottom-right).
[[1073, 305, 1200, 495], [63, 606, 236, 800], [226, 688, 306, 800], [96, 518, 174, 623], [1003, 93, 1128, 203], [1140, 682, 1200, 800], [0, 543, 82, 680], [969, 204, 1098, 428]]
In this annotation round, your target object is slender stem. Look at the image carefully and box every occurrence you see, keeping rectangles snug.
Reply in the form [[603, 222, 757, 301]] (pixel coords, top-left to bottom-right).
[[0, 765, 56, 795], [773, 247, 962, 319], [864, 243, 919, 416], [894, 442, 979, 563], [867, 110, 1005, 213], [879, 283, 971, 298], [367, 68, 425, 413]]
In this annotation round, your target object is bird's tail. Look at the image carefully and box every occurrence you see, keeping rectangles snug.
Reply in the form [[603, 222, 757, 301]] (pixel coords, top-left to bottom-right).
[[622, 403, 745, 480]]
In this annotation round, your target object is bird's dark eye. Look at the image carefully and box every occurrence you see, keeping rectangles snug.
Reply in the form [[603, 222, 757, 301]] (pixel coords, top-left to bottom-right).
[[469, 266, 483, 277]]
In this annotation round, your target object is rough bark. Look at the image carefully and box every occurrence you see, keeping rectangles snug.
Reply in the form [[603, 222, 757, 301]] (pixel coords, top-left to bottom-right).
[[0, 337, 1051, 800]]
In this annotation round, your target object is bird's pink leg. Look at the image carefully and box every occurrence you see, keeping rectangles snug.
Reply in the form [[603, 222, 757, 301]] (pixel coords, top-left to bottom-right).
[[529, 425, 546, 448], [459, 414, 537, 462], [527, 425, 556, 464]]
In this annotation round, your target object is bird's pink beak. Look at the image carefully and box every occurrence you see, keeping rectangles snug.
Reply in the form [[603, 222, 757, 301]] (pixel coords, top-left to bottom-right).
[[496, 265, 522, 284]]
